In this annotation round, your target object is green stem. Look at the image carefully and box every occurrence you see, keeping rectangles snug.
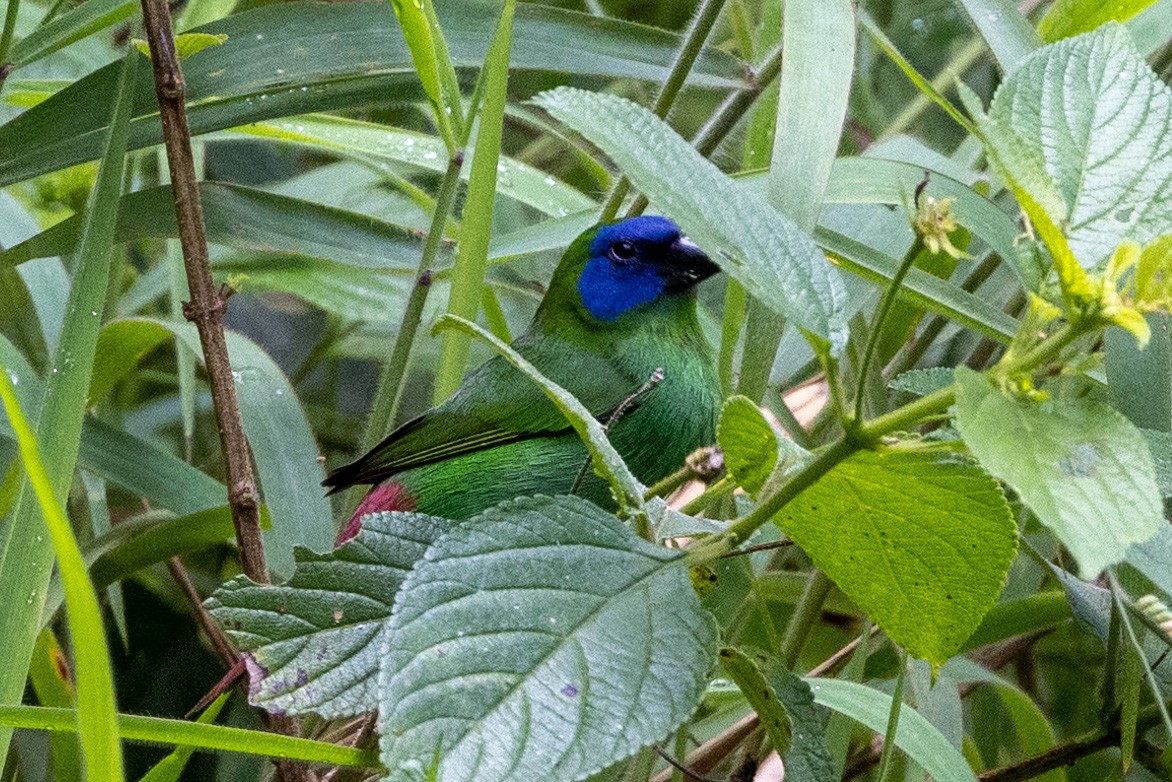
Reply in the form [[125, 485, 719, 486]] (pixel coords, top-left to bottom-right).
[[644, 464, 698, 500], [778, 569, 833, 668], [1108, 572, 1172, 739], [718, 280, 746, 398], [875, 649, 909, 782], [0, 0, 19, 89], [680, 475, 735, 516], [599, 0, 729, 221], [689, 320, 1090, 565], [361, 152, 464, 452], [853, 237, 924, 423], [625, 37, 785, 218]]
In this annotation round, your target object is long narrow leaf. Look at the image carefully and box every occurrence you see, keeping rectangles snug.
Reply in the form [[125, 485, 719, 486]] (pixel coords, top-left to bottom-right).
[[0, 1, 746, 189], [953, 0, 1042, 73], [9, 0, 137, 68], [0, 50, 138, 761], [0, 705, 379, 769], [0, 366, 123, 781], [434, 0, 515, 400]]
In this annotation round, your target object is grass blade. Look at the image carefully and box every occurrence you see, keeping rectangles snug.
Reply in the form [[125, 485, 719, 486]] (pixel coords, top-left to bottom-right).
[[433, 0, 515, 401], [0, 49, 138, 762], [0, 362, 123, 780]]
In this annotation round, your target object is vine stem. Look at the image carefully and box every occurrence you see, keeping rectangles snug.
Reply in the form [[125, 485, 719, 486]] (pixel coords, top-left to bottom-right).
[[624, 36, 783, 219], [599, 0, 728, 221], [875, 649, 908, 782], [688, 321, 1088, 565], [853, 237, 924, 423], [360, 152, 464, 452], [0, 0, 17, 92], [137, 3, 309, 778]]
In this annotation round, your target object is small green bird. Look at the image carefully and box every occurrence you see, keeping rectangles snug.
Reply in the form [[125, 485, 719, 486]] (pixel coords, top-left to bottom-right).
[[324, 215, 721, 540]]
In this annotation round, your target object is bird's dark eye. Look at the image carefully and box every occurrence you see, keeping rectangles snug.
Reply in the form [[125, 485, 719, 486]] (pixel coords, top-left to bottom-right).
[[610, 240, 637, 261]]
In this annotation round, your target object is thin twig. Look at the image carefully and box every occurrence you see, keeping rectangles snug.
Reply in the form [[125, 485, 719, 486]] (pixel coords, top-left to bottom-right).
[[0, 0, 19, 93], [168, 556, 237, 666], [570, 368, 665, 495], [360, 153, 464, 453], [653, 746, 722, 782], [139, 0, 267, 583], [600, 0, 730, 220], [138, 4, 311, 778]]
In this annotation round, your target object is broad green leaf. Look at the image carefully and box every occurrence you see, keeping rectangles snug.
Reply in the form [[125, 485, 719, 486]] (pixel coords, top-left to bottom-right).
[[534, 87, 849, 349], [379, 495, 718, 782], [717, 396, 778, 495], [955, 367, 1163, 577], [946, 659, 1064, 782], [959, 592, 1072, 653], [1039, 0, 1161, 42], [816, 227, 1018, 343], [206, 511, 451, 718], [0, 50, 138, 764], [1126, 523, 1172, 598], [719, 649, 835, 781], [1, 182, 425, 271], [954, 0, 1042, 74], [808, 678, 977, 782], [1140, 429, 1172, 497], [0, 704, 379, 769], [8, 0, 137, 68], [434, 0, 516, 400], [159, 320, 333, 576], [89, 320, 172, 405], [889, 367, 955, 397], [226, 116, 594, 217], [774, 449, 1017, 663], [0, 1, 745, 188], [983, 24, 1172, 269], [1105, 318, 1172, 432]]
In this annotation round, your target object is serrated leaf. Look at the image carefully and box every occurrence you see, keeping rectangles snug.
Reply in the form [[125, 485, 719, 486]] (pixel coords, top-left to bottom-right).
[[205, 511, 450, 718], [774, 449, 1017, 663], [533, 87, 849, 349], [955, 367, 1163, 577], [983, 24, 1172, 269], [888, 367, 955, 397], [717, 396, 778, 495], [378, 495, 718, 782], [719, 649, 835, 781]]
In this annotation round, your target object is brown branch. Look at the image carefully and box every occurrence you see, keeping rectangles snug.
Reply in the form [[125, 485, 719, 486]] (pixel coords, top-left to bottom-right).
[[138, 0, 268, 586], [977, 729, 1116, 782], [168, 556, 238, 666], [138, 3, 311, 779]]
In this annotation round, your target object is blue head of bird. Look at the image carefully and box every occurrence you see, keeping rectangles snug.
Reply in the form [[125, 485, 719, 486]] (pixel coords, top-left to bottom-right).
[[573, 216, 719, 323]]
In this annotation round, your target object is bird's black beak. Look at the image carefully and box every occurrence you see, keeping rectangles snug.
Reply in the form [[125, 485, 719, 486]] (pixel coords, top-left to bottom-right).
[[665, 236, 720, 290]]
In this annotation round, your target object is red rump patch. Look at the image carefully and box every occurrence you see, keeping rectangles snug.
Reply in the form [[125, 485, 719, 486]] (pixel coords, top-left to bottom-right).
[[335, 482, 416, 546]]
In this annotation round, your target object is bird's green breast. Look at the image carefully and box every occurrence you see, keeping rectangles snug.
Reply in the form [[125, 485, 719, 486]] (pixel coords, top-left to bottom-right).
[[399, 295, 719, 520]]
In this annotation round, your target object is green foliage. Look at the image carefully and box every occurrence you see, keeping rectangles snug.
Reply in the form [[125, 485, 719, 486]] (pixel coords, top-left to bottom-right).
[[2, 1, 1172, 780], [774, 448, 1017, 664], [377, 495, 716, 782], [955, 366, 1163, 577]]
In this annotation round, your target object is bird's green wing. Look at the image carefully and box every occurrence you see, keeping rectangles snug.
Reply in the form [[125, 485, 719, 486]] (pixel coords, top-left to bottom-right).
[[323, 334, 644, 489]]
